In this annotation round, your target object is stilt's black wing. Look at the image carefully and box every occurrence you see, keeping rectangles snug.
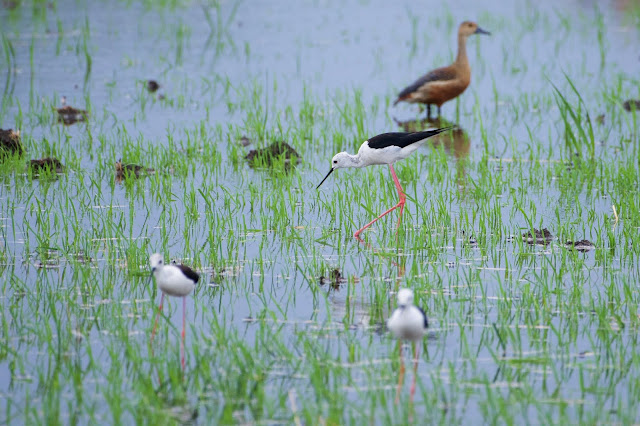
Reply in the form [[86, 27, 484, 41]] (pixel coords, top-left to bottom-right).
[[367, 127, 453, 149], [417, 306, 429, 329], [176, 264, 200, 283]]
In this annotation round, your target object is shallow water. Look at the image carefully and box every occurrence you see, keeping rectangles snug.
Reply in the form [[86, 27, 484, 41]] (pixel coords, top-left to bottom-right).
[[1, 0, 640, 424]]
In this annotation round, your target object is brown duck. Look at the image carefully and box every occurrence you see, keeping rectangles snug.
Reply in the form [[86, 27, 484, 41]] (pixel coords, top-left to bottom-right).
[[394, 21, 490, 118]]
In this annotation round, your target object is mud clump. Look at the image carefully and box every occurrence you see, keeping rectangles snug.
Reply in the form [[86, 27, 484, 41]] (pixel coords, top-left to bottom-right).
[[115, 159, 155, 181], [30, 157, 65, 173], [565, 239, 595, 252], [0, 128, 23, 156], [623, 100, 640, 112], [245, 141, 300, 167], [522, 228, 554, 244], [146, 80, 160, 93], [320, 268, 346, 289], [57, 106, 88, 125]]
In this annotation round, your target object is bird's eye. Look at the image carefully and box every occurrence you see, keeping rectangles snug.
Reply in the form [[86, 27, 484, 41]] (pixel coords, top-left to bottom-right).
[[159, 260, 163, 264], [333, 160, 337, 164]]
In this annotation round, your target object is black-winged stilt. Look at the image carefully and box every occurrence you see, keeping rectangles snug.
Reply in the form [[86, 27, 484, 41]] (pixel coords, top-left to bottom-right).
[[316, 128, 453, 238], [387, 288, 429, 402], [149, 253, 199, 370]]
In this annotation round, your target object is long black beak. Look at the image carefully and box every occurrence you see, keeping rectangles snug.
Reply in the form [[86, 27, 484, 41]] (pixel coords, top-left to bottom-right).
[[316, 168, 335, 189], [149, 270, 155, 284], [475, 26, 491, 36]]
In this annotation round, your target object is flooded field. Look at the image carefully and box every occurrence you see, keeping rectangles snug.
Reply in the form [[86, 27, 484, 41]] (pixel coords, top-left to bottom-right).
[[1, 0, 640, 423]]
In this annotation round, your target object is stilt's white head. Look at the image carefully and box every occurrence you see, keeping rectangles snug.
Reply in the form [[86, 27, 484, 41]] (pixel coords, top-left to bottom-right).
[[317, 152, 356, 189], [149, 253, 164, 272], [330, 152, 354, 169], [397, 288, 414, 308]]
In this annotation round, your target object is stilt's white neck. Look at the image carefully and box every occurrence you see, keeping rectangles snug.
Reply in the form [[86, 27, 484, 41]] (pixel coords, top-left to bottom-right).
[[333, 152, 365, 169], [346, 153, 364, 168]]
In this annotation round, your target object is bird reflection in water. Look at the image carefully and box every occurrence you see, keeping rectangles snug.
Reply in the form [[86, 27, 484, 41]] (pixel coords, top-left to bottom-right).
[[394, 116, 470, 191]]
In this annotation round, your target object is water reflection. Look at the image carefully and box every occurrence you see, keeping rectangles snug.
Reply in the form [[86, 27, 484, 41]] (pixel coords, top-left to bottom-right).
[[395, 117, 470, 193], [394, 117, 470, 160]]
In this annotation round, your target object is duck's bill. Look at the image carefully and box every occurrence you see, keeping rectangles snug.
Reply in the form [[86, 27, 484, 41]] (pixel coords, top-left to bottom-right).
[[475, 27, 491, 35], [316, 168, 335, 189]]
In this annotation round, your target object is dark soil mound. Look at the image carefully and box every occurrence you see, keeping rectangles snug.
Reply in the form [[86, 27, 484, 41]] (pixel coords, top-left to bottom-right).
[[57, 106, 88, 125], [565, 239, 595, 252], [623, 100, 640, 112], [115, 159, 154, 180], [0, 128, 24, 156], [245, 141, 300, 167], [147, 80, 160, 93], [522, 228, 554, 244], [30, 157, 65, 173]]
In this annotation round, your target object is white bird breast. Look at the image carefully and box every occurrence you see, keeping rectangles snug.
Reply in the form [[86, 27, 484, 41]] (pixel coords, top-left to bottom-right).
[[387, 306, 427, 341], [155, 266, 196, 297]]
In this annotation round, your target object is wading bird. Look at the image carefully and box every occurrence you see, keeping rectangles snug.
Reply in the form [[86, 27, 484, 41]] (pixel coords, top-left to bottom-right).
[[149, 253, 199, 370], [316, 127, 452, 238], [394, 21, 490, 119], [387, 288, 429, 402]]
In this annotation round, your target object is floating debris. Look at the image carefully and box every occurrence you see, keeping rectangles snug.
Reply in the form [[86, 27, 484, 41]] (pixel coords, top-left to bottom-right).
[[0, 128, 23, 156], [522, 228, 554, 244], [320, 268, 346, 289], [565, 239, 595, 252], [623, 100, 640, 112], [146, 80, 160, 93], [238, 136, 251, 147], [595, 114, 605, 125], [57, 106, 87, 125], [245, 141, 301, 167], [30, 157, 65, 174], [115, 159, 155, 180]]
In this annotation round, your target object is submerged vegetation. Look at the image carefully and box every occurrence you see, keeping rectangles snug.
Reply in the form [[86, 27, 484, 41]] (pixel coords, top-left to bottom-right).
[[1, 0, 640, 424]]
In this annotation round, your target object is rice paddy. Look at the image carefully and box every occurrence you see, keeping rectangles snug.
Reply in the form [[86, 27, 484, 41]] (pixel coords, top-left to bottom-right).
[[1, 0, 640, 424]]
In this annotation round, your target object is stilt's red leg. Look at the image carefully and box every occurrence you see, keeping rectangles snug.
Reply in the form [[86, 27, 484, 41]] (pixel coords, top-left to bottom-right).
[[410, 344, 420, 402], [150, 293, 164, 344], [395, 342, 405, 404], [181, 297, 186, 370], [389, 164, 407, 231], [353, 164, 406, 238]]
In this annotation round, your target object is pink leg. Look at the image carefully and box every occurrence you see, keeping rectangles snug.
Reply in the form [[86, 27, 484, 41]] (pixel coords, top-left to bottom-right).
[[389, 164, 407, 231], [150, 293, 165, 344], [354, 164, 406, 238], [181, 297, 186, 370], [395, 342, 405, 404], [410, 344, 419, 402]]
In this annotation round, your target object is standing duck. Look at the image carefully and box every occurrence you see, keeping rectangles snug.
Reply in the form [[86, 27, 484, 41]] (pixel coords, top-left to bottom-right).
[[394, 21, 490, 118]]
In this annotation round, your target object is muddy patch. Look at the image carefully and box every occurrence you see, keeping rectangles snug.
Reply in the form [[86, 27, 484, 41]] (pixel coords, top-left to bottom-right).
[[245, 141, 300, 168], [565, 239, 595, 252], [146, 80, 160, 93], [57, 106, 88, 125], [522, 228, 554, 245], [0, 129, 24, 156], [623, 100, 640, 112], [320, 268, 346, 289], [115, 159, 155, 181], [238, 136, 252, 147], [30, 158, 65, 174]]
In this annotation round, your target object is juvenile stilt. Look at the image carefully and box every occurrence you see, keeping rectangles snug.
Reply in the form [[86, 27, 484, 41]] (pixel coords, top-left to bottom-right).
[[387, 289, 429, 402], [148, 253, 199, 371]]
